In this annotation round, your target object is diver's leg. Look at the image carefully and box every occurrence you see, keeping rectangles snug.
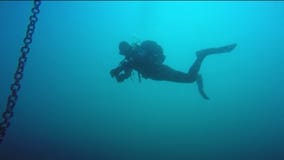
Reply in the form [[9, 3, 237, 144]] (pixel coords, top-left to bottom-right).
[[148, 65, 195, 83], [187, 43, 237, 99], [187, 56, 202, 80]]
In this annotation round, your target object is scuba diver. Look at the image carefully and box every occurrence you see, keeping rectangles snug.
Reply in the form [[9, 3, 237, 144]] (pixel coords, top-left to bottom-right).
[[110, 40, 237, 100]]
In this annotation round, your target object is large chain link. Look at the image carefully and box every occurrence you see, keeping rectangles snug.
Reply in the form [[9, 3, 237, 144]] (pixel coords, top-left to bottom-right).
[[0, 0, 41, 144]]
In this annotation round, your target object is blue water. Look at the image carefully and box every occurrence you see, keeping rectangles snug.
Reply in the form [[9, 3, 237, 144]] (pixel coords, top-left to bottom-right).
[[1, 1, 284, 160]]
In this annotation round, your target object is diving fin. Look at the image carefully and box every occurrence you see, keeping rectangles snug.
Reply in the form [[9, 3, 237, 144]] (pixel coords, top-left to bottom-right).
[[196, 74, 209, 100], [196, 43, 237, 59]]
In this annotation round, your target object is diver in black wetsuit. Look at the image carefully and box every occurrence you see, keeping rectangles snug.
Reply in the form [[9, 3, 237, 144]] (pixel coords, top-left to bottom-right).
[[110, 40, 237, 100]]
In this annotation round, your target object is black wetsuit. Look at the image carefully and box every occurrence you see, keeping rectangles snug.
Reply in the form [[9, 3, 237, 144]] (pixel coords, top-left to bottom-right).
[[110, 41, 237, 99]]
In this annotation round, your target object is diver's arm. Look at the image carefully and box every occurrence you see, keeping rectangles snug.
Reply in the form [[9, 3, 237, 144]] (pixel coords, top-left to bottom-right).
[[110, 58, 130, 77], [110, 60, 133, 82]]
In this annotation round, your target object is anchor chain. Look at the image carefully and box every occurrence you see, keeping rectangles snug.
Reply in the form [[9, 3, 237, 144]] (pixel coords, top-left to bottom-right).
[[0, 0, 41, 143]]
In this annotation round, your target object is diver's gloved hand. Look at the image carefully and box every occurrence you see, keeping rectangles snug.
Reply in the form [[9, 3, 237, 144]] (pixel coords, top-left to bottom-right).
[[116, 76, 125, 82], [110, 68, 119, 78]]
